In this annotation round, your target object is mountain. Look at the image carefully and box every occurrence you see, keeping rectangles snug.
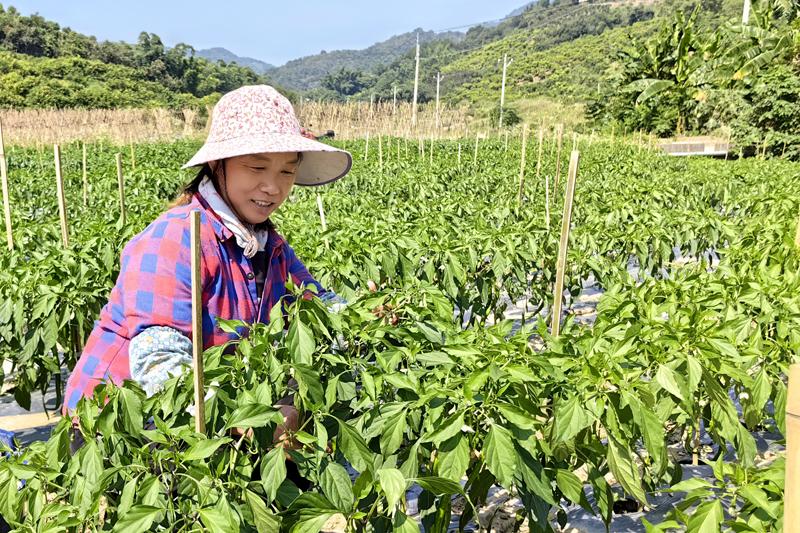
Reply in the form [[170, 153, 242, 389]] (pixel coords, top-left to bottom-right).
[[195, 47, 275, 74], [267, 28, 465, 91]]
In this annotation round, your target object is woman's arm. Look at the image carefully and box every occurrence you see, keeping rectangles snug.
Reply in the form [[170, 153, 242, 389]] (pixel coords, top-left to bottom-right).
[[122, 216, 209, 395], [129, 326, 192, 396], [284, 243, 348, 312]]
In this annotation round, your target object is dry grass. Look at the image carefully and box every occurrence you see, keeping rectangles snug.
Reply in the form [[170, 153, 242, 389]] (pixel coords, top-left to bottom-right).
[[0, 108, 200, 146], [0, 99, 586, 147]]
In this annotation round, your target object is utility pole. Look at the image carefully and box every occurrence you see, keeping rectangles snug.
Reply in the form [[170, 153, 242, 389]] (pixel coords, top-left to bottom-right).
[[435, 72, 441, 131], [412, 33, 420, 129], [499, 53, 513, 129], [742, 0, 751, 24]]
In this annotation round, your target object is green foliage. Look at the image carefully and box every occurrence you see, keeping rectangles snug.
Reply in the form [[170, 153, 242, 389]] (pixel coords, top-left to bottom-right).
[[489, 104, 522, 127], [0, 135, 796, 529], [320, 68, 373, 98], [270, 29, 463, 92], [0, 51, 206, 108], [589, 0, 800, 157], [0, 4, 287, 108]]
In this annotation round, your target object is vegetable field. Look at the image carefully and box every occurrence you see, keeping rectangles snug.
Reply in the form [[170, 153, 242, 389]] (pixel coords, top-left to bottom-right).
[[0, 133, 797, 532]]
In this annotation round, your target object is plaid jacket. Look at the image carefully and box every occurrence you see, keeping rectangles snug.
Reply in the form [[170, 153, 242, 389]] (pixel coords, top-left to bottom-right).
[[64, 192, 324, 412]]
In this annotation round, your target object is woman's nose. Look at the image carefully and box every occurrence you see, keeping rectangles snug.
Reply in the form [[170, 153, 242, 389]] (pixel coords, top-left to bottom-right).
[[260, 177, 281, 195]]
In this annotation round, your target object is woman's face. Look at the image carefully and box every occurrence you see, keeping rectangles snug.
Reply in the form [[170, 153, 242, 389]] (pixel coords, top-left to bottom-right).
[[214, 152, 300, 225]]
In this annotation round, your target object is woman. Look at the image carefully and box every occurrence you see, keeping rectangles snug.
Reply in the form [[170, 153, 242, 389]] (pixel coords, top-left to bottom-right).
[[63, 85, 352, 433]]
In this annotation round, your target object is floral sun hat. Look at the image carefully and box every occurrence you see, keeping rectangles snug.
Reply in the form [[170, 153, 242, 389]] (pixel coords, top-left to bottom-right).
[[182, 85, 352, 186]]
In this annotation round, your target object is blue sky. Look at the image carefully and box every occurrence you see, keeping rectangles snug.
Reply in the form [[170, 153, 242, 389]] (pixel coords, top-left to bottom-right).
[[9, 1, 529, 65]]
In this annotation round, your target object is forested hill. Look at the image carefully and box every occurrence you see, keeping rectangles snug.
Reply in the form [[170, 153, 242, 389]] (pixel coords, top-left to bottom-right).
[[266, 29, 464, 91], [195, 47, 275, 75], [305, 0, 667, 102], [0, 3, 283, 108]]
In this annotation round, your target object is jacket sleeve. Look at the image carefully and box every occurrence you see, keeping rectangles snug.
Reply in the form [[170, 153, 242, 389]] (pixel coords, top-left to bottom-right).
[[284, 243, 347, 312], [129, 326, 193, 396], [118, 215, 203, 339], [118, 216, 210, 393]]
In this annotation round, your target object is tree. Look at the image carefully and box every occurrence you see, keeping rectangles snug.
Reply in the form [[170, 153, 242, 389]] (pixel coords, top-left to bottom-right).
[[623, 8, 711, 133], [321, 68, 371, 96]]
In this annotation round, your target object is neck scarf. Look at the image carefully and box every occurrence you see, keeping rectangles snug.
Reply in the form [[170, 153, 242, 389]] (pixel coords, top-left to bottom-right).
[[198, 177, 269, 258]]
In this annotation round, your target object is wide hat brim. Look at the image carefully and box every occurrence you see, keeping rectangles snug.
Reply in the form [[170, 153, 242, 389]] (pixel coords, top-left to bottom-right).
[[181, 133, 352, 186]]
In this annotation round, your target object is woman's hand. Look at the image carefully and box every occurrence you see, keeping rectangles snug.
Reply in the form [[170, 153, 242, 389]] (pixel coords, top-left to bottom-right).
[[272, 404, 300, 452], [229, 404, 300, 453]]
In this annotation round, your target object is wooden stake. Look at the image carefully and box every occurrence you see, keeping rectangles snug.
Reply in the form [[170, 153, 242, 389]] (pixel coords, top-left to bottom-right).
[[429, 137, 434, 166], [82, 142, 88, 207], [0, 118, 12, 250], [116, 153, 126, 226], [786, 364, 800, 528], [128, 133, 136, 170], [517, 124, 529, 206], [316, 193, 327, 231], [535, 128, 547, 228], [190, 210, 206, 434], [795, 209, 800, 248], [53, 145, 69, 248], [504, 131, 509, 152], [551, 150, 580, 337], [473, 132, 479, 165], [378, 135, 383, 171], [553, 124, 564, 194], [458, 143, 462, 167]]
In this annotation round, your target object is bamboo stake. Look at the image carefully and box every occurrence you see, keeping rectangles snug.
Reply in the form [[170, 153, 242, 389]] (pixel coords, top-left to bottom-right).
[[457, 143, 462, 167], [429, 137, 433, 166], [473, 132, 479, 165], [535, 128, 547, 228], [517, 124, 529, 206], [553, 124, 564, 194], [190, 210, 206, 434], [82, 142, 88, 207], [551, 150, 580, 337], [378, 135, 383, 172], [116, 153, 126, 226], [786, 364, 800, 528], [53, 145, 69, 248], [364, 131, 370, 162], [795, 209, 800, 248], [316, 193, 327, 231], [0, 118, 12, 250], [504, 130, 509, 152], [128, 133, 136, 170]]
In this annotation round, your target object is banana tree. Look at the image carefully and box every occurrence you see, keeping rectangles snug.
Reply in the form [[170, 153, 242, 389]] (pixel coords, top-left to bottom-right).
[[717, 0, 798, 83], [622, 8, 712, 134]]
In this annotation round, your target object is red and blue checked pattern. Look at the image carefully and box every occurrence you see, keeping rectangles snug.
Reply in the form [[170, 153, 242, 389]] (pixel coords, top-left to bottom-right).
[[63, 193, 324, 413]]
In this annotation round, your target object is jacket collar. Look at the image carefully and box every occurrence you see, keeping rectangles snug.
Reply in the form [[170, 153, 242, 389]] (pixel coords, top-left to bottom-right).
[[192, 192, 287, 252]]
